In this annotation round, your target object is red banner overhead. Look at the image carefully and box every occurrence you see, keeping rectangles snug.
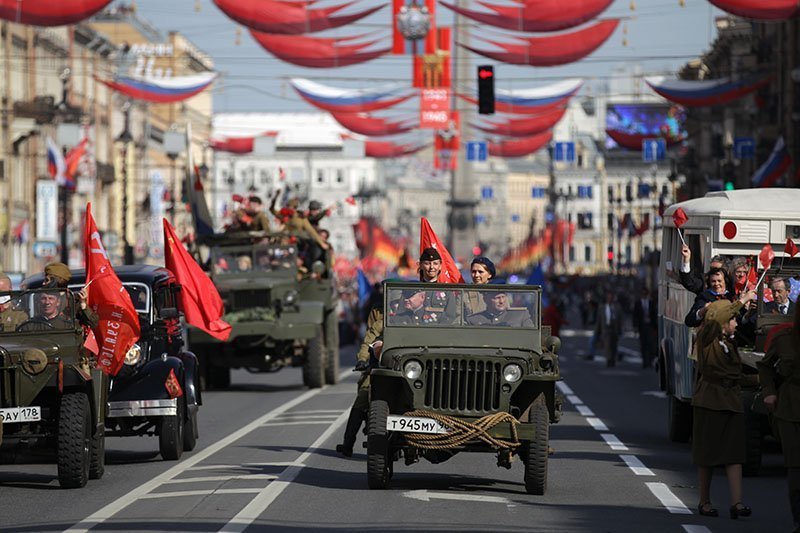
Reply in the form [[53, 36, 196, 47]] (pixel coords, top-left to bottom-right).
[[365, 140, 427, 158], [331, 112, 416, 136], [439, 0, 613, 32], [250, 31, 390, 68], [213, 0, 384, 34], [488, 130, 553, 158], [472, 106, 567, 137], [0, 0, 111, 26], [708, 0, 799, 20]]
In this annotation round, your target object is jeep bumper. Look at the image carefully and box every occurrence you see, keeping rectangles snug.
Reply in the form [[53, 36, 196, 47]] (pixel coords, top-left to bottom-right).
[[107, 398, 177, 418]]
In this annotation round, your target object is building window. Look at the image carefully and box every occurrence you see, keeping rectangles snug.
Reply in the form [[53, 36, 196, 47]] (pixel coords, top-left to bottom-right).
[[531, 186, 546, 198], [607, 213, 614, 230], [511, 214, 520, 222], [625, 183, 633, 202], [316, 169, 325, 184], [577, 185, 593, 198], [638, 183, 651, 198], [578, 212, 593, 230], [481, 186, 493, 200], [661, 184, 669, 197], [475, 214, 486, 224], [336, 169, 345, 184], [260, 169, 270, 184], [569, 246, 575, 262], [607, 185, 614, 203], [584, 245, 592, 263]]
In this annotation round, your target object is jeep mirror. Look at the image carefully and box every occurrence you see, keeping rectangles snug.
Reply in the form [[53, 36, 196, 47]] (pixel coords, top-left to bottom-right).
[[160, 307, 179, 320]]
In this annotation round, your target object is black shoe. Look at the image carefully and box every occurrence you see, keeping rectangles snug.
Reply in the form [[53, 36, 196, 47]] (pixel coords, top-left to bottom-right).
[[337, 408, 365, 458], [336, 444, 353, 458], [729, 503, 751, 519], [698, 502, 718, 517]]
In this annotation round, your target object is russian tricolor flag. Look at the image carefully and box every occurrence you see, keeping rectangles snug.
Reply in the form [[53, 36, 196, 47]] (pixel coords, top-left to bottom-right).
[[46, 136, 66, 185], [752, 136, 792, 188]]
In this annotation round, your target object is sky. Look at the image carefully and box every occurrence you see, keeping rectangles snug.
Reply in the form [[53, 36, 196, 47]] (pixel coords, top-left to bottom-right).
[[128, 0, 724, 114]]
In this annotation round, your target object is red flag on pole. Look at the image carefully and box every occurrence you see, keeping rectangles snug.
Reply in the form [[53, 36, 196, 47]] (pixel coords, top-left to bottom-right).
[[672, 207, 688, 228], [83, 203, 141, 376], [163, 218, 231, 341], [759, 244, 775, 270], [419, 217, 465, 283], [785, 238, 799, 258]]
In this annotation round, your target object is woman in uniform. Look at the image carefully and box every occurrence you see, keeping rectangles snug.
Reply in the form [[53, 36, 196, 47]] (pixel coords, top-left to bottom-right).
[[692, 298, 753, 520], [464, 257, 496, 317], [758, 304, 800, 532]]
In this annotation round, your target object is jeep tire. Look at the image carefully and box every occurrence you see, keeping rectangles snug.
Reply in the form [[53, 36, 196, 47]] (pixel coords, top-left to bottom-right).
[[367, 400, 391, 489], [57, 392, 92, 489], [89, 425, 105, 480], [159, 397, 185, 461], [302, 326, 325, 389], [523, 395, 549, 495], [183, 401, 199, 452]]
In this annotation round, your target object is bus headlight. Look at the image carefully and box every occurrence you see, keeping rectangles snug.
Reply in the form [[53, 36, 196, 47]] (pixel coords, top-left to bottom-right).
[[403, 359, 423, 380], [503, 363, 523, 383], [124, 344, 142, 366]]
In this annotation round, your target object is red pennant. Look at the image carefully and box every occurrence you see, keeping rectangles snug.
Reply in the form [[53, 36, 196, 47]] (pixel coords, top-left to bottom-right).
[[759, 244, 775, 270], [419, 217, 465, 283], [83, 203, 141, 376], [164, 368, 183, 399], [672, 207, 688, 228], [785, 238, 799, 258], [344, 196, 356, 206], [83, 329, 99, 356]]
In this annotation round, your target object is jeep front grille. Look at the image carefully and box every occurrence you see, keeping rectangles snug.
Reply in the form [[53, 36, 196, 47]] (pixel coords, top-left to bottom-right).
[[231, 289, 270, 310], [423, 358, 502, 412]]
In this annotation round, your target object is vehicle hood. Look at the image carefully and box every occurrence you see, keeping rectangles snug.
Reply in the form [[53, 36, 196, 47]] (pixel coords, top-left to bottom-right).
[[0, 337, 63, 357]]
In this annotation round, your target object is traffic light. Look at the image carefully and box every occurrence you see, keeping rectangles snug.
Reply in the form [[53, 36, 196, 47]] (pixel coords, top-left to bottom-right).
[[607, 246, 614, 268], [724, 180, 735, 191], [477, 65, 494, 114]]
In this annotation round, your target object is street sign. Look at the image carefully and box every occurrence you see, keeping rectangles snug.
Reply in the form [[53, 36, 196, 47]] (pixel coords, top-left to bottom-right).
[[420, 88, 451, 129], [733, 137, 755, 160], [642, 138, 666, 162], [554, 142, 575, 163], [35, 179, 58, 242], [466, 141, 487, 161]]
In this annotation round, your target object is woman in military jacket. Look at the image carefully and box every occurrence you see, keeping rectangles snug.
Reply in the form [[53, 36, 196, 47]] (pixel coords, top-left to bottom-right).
[[758, 304, 800, 532], [692, 299, 752, 519]]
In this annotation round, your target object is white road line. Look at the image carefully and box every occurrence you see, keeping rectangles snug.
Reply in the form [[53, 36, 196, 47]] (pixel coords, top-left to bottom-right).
[[284, 409, 343, 415], [618, 346, 641, 358], [64, 370, 351, 533], [619, 455, 655, 476], [261, 421, 336, 427], [600, 433, 629, 451], [645, 482, 692, 514], [681, 526, 712, 533], [164, 474, 278, 484], [273, 414, 340, 420], [556, 381, 574, 395], [187, 462, 305, 471], [585, 417, 609, 431], [139, 488, 263, 499], [575, 405, 595, 417], [566, 394, 583, 405], [219, 409, 349, 533]]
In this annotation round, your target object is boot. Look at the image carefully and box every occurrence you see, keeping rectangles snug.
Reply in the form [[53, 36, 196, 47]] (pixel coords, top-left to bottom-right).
[[336, 409, 365, 457]]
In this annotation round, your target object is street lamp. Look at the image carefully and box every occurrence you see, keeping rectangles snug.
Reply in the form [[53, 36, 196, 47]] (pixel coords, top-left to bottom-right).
[[116, 99, 134, 264]]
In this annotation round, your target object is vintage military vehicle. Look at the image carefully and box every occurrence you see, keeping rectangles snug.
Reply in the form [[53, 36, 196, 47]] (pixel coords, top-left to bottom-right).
[[26, 266, 202, 461], [366, 282, 562, 494], [188, 231, 339, 389], [0, 287, 107, 488]]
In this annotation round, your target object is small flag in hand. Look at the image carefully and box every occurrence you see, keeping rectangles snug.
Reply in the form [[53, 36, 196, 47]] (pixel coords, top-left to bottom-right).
[[345, 196, 357, 206], [785, 238, 799, 258], [759, 244, 775, 270], [672, 207, 688, 228]]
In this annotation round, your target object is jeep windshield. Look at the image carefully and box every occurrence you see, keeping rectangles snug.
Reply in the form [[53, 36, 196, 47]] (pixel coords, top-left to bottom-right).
[[0, 289, 76, 333], [211, 243, 298, 275], [385, 285, 539, 329]]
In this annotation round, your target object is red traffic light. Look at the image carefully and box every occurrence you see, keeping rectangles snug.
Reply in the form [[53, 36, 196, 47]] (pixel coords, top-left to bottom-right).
[[478, 68, 493, 79]]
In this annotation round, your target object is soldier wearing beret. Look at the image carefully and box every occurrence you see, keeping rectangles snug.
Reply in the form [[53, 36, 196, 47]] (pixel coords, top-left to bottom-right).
[[0, 273, 27, 332]]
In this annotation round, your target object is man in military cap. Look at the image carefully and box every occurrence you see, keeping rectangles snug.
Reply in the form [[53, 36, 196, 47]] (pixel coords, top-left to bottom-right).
[[43, 262, 99, 329], [245, 195, 271, 232], [467, 292, 534, 327], [0, 273, 27, 332], [306, 200, 330, 230], [419, 247, 443, 282]]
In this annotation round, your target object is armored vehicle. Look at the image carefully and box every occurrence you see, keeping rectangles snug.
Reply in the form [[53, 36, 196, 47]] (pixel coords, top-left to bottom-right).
[[0, 287, 107, 488], [26, 266, 202, 461], [187, 232, 339, 389], [366, 282, 561, 493]]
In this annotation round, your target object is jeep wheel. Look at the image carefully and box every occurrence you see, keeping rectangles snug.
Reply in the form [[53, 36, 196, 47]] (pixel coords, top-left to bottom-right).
[[159, 398, 184, 461], [523, 396, 549, 495], [367, 400, 391, 489], [325, 313, 340, 385], [667, 395, 692, 443], [89, 426, 105, 480], [183, 401, 199, 452], [302, 326, 325, 389], [57, 392, 92, 489]]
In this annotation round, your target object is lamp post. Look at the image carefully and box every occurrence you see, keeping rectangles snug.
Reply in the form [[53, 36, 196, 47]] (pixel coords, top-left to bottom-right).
[[116, 99, 134, 264], [55, 67, 80, 265]]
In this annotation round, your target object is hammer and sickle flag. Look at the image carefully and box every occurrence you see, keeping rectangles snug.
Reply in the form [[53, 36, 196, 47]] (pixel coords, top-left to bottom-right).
[[163, 219, 231, 341], [83, 203, 141, 376]]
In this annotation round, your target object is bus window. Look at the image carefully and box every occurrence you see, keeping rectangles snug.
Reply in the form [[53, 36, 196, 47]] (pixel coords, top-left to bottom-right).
[[685, 234, 703, 276]]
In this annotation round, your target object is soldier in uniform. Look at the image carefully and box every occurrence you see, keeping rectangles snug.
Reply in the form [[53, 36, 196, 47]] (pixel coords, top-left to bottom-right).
[[758, 304, 800, 532], [0, 273, 27, 332], [245, 195, 271, 232], [43, 262, 99, 329], [306, 200, 332, 230], [467, 292, 534, 327], [465, 256, 496, 316]]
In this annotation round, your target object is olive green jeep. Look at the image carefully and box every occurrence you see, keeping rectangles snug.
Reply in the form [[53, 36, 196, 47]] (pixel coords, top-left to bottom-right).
[[188, 231, 339, 389], [0, 288, 107, 488], [366, 282, 562, 494]]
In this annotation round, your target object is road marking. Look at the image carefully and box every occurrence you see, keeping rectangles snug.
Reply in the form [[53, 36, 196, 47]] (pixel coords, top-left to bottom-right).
[[619, 455, 655, 476], [681, 526, 712, 533], [187, 462, 305, 471], [403, 489, 512, 505], [560, 328, 591, 337], [585, 417, 609, 431], [575, 405, 595, 416], [219, 409, 349, 533], [600, 433, 628, 451], [261, 421, 336, 427], [566, 394, 583, 405], [556, 381, 574, 395], [285, 409, 343, 415], [641, 391, 667, 399], [65, 370, 351, 533], [618, 346, 641, 358], [139, 488, 263, 499], [645, 482, 692, 514], [164, 474, 278, 484]]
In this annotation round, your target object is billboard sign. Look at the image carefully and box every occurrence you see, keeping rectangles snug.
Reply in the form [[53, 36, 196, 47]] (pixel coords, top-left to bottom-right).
[[420, 88, 451, 129]]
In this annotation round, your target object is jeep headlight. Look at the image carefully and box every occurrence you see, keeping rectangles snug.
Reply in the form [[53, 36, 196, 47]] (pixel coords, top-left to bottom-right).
[[282, 290, 298, 307], [503, 363, 522, 383], [124, 344, 142, 366], [403, 359, 423, 380]]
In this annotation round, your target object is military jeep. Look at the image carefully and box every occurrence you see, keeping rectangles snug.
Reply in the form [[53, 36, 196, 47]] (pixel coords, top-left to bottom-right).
[[367, 282, 561, 494], [0, 288, 107, 488], [188, 231, 339, 389], [26, 266, 202, 462]]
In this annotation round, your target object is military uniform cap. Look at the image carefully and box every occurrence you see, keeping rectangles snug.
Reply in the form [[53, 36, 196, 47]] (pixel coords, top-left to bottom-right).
[[401, 287, 426, 299], [705, 299, 738, 326], [44, 262, 71, 283], [420, 247, 441, 261], [308, 200, 322, 210]]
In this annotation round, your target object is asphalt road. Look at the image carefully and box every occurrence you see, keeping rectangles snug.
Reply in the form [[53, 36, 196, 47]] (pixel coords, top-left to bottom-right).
[[0, 331, 794, 533]]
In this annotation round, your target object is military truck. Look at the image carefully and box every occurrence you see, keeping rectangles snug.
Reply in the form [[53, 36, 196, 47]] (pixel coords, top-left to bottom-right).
[[0, 288, 107, 488], [188, 231, 339, 389], [366, 282, 561, 494]]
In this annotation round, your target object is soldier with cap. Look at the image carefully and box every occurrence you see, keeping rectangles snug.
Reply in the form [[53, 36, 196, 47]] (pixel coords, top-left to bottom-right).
[[42, 262, 99, 329], [0, 273, 27, 332], [306, 199, 332, 230], [467, 291, 533, 327], [245, 195, 271, 232]]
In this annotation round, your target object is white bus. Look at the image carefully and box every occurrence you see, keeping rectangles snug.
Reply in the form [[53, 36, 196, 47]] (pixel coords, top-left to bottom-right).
[[658, 189, 800, 468]]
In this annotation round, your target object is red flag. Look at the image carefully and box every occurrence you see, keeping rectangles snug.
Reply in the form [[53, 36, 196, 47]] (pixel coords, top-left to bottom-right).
[[84, 203, 141, 376], [785, 238, 799, 258], [419, 217, 465, 283], [672, 207, 688, 228], [163, 219, 231, 341], [344, 196, 357, 206], [164, 368, 183, 399], [759, 244, 775, 270]]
